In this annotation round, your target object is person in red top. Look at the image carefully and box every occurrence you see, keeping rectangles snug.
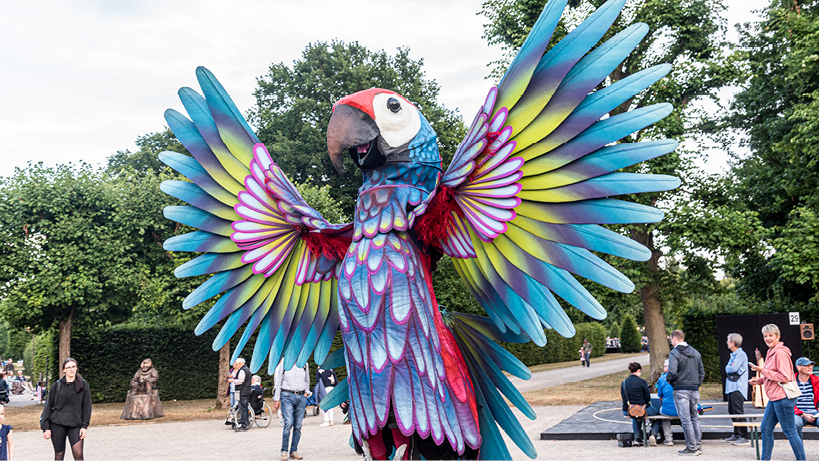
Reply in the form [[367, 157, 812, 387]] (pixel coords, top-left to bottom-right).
[[793, 357, 819, 440], [749, 324, 806, 460]]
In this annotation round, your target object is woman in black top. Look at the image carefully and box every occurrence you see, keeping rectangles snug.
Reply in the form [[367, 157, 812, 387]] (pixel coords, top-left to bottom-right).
[[621, 362, 651, 443], [41, 358, 92, 460]]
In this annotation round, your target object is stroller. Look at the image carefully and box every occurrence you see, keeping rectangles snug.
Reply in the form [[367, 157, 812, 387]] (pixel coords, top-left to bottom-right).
[[305, 393, 320, 416]]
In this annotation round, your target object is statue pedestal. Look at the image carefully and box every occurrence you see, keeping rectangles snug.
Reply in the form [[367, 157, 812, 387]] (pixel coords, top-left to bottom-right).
[[121, 394, 164, 420]]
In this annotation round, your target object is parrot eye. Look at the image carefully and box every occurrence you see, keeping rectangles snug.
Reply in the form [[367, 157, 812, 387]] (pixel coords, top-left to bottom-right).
[[387, 98, 401, 113]]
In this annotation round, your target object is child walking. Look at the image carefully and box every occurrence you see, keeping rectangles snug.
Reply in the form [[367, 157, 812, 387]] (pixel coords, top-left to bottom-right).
[[0, 405, 14, 460]]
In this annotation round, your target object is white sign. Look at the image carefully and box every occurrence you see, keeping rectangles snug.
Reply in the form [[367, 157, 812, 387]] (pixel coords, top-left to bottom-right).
[[789, 312, 800, 325]]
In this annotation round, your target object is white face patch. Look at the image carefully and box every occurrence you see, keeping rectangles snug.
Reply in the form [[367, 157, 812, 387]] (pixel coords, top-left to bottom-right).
[[372, 92, 421, 148]]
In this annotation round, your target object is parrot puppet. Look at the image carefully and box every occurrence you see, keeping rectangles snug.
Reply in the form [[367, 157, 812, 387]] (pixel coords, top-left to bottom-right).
[[158, 0, 680, 458]]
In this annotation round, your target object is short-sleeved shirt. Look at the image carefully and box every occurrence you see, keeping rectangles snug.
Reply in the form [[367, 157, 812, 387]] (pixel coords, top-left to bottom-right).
[[796, 380, 817, 415], [0, 424, 12, 460]]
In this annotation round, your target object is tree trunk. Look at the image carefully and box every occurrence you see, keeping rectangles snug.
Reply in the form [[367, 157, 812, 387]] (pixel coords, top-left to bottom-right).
[[58, 307, 74, 378], [632, 225, 670, 383], [215, 341, 230, 410]]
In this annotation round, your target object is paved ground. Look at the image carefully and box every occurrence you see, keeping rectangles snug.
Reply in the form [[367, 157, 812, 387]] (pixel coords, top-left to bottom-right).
[[13, 405, 818, 460], [5, 392, 39, 408], [11, 353, 817, 459], [509, 353, 650, 393]]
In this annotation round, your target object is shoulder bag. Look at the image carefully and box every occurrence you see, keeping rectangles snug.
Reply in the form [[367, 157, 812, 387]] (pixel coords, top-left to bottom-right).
[[779, 380, 802, 400], [622, 381, 646, 419]]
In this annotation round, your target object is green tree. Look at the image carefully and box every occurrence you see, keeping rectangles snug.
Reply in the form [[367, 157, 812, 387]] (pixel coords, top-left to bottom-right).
[[480, 0, 741, 379], [727, 0, 819, 303], [609, 321, 621, 340], [106, 128, 186, 177], [620, 314, 642, 353], [249, 40, 466, 215], [0, 163, 140, 370]]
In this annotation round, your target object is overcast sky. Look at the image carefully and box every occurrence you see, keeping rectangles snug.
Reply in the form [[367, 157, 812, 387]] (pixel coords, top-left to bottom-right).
[[1, 0, 769, 178]]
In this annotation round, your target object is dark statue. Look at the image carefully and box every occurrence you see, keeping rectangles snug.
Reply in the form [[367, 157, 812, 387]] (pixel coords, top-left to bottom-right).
[[121, 358, 164, 420]]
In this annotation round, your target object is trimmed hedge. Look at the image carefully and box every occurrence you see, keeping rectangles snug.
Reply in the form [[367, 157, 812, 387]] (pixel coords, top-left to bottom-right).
[[502, 322, 607, 367], [71, 325, 219, 403], [59, 319, 611, 402]]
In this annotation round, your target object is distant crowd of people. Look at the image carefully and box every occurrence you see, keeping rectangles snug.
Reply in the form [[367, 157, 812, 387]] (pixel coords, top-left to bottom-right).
[[621, 324, 814, 460]]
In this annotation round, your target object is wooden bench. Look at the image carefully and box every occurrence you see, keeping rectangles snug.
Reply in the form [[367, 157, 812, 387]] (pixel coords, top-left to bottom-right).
[[641, 412, 765, 451]]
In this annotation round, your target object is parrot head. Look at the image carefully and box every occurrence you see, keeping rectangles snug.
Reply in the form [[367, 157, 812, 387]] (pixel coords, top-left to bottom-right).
[[327, 88, 439, 174]]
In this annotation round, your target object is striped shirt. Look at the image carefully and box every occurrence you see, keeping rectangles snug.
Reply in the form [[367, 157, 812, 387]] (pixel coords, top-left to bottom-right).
[[796, 380, 817, 414]]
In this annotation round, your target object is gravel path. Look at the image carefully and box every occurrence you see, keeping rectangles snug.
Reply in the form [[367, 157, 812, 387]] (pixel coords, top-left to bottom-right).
[[12, 404, 818, 460], [14, 353, 816, 460], [509, 353, 650, 393]]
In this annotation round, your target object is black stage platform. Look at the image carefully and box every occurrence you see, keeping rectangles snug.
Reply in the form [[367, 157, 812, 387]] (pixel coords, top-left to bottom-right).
[[541, 400, 819, 441]]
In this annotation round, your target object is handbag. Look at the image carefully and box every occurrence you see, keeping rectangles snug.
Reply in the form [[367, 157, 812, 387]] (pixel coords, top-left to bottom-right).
[[779, 380, 802, 399], [727, 371, 741, 382], [622, 381, 646, 419], [628, 403, 647, 419]]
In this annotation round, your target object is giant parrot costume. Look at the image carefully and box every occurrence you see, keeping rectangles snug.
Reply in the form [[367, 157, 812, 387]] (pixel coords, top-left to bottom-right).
[[158, 0, 680, 458]]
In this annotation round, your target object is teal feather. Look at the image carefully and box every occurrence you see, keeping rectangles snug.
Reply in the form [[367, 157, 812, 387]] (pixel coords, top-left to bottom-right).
[[517, 198, 665, 224], [158, 151, 237, 206], [182, 265, 254, 309], [175, 253, 245, 278], [196, 67, 259, 165], [508, 0, 628, 129], [178, 87, 250, 183], [319, 346, 346, 369], [520, 103, 674, 169], [164, 230, 240, 253], [194, 273, 267, 335], [520, 173, 681, 201], [520, 140, 679, 189], [511, 216, 651, 261], [319, 377, 349, 411], [494, 0, 568, 113], [160, 180, 239, 221], [163, 108, 244, 195], [163, 206, 233, 236]]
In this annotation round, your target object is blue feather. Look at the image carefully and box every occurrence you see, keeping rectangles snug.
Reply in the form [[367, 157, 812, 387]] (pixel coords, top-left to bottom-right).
[[163, 206, 233, 236]]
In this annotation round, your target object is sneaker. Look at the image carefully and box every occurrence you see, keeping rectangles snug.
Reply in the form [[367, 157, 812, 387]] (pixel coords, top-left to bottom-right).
[[678, 448, 700, 456], [319, 421, 333, 427], [649, 434, 657, 447], [725, 434, 739, 442], [664, 439, 674, 446], [732, 437, 750, 446], [281, 452, 288, 461], [290, 452, 303, 460], [635, 439, 644, 446]]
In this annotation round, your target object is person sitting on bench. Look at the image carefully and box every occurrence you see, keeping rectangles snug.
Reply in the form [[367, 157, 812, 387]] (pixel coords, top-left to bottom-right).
[[793, 357, 819, 440]]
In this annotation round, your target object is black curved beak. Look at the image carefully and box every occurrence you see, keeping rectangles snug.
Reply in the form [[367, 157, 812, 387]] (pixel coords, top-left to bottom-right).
[[326, 104, 379, 175]]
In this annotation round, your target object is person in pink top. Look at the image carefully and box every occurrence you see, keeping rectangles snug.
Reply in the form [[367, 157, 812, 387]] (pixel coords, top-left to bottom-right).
[[749, 324, 806, 460]]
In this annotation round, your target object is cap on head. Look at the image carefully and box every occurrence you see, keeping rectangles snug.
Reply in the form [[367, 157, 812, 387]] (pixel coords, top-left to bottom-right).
[[795, 357, 815, 367]]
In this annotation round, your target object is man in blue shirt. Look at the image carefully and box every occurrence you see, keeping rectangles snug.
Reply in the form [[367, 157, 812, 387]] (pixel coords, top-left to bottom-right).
[[725, 333, 750, 445]]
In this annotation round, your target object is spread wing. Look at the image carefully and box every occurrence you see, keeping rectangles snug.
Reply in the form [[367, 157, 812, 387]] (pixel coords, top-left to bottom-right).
[[160, 67, 351, 373], [410, 0, 680, 457]]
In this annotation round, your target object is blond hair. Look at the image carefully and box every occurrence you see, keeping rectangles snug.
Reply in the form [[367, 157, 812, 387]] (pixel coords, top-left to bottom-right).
[[761, 324, 780, 337]]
